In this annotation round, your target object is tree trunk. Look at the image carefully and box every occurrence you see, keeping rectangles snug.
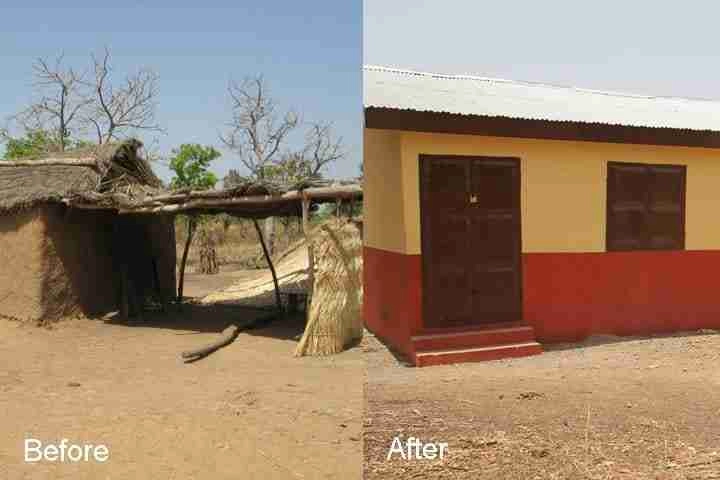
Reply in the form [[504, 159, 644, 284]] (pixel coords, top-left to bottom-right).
[[177, 216, 196, 302], [253, 218, 283, 313], [264, 216, 276, 256]]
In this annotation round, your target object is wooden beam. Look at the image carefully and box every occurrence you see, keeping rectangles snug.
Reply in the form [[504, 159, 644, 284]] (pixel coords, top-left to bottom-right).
[[117, 185, 362, 215], [57, 184, 363, 217], [253, 218, 283, 314]]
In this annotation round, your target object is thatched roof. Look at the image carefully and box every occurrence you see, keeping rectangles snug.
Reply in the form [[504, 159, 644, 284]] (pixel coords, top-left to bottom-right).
[[0, 138, 362, 218], [0, 139, 161, 213]]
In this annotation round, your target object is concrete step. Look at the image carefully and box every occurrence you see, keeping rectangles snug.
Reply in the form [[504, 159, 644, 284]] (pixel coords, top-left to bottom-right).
[[414, 341, 543, 367], [412, 325, 536, 351]]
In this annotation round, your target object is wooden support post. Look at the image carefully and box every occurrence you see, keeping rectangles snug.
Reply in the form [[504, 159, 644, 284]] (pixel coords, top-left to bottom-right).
[[119, 263, 129, 319], [177, 216, 196, 303], [253, 218, 283, 314], [152, 257, 167, 313], [302, 194, 315, 306]]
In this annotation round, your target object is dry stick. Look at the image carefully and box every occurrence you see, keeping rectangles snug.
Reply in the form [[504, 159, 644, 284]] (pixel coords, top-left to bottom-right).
[[181, 325, 240, 362], [177, 216, 196, 302], [252, 218, 283, 314], [584, 403, 591, 456]]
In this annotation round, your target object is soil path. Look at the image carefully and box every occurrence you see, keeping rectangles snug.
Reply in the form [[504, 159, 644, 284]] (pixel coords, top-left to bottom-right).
[[1, 305, 362, 479], [364, 331, 720, 479]]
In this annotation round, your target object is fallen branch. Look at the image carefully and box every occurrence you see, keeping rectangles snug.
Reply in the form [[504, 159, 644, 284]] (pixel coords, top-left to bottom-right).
[[180, 312, 282, 363], [181, 325, 240, 362]]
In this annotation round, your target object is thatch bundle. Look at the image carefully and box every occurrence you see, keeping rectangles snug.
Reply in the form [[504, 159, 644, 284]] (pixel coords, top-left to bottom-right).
[[196, 219, 223, 275], [295, 220, 363, 356]]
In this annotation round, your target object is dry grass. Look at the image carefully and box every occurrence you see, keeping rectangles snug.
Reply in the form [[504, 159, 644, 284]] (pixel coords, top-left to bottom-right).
[[176, 217, 305, 272], [295, 221, 363, 356]]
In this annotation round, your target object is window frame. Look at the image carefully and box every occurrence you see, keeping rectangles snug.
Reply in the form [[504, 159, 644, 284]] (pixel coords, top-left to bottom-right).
[[605, 161, 686, 252]]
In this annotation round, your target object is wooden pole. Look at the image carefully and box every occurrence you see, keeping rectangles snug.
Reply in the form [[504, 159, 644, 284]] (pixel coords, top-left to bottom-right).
[[152, 258, 167, 313], [302, 195, 315, 305], [253, 218, 283, 314], [177, 216, 196, 302], [120, 264, 129, 318]]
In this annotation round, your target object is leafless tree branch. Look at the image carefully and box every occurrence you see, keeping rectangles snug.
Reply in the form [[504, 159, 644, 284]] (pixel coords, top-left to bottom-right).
[[301, 121, 344, 177], [220, 76, 298, 179], [84, 48, 163, 144], [13, 53, 91, 151]]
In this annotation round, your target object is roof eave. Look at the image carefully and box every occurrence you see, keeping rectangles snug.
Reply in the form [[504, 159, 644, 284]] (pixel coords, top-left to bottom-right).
[[364, 107, 720, 149]]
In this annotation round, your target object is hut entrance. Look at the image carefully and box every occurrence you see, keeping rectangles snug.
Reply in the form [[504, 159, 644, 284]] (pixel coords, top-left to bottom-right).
[[420, 155, 522, 329]]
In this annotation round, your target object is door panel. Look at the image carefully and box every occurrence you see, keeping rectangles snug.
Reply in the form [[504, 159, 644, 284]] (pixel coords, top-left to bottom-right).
[[421, 155, 522, 329], [421, 158, 472, 327], [468, 159, 521, 324]]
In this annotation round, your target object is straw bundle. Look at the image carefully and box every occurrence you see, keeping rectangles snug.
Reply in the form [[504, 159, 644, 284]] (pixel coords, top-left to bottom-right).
[[295, 220, 363, 356], [196, 219, 224, 274]]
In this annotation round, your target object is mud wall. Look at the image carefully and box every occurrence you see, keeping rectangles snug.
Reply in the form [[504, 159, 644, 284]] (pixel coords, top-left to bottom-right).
[[0, 206, 177, 322], [41, 205, 118, 319], [0, 210, 46, 320]]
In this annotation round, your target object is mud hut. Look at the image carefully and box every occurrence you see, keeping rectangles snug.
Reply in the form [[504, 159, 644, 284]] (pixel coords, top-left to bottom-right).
[[0, 140, 176, 322]]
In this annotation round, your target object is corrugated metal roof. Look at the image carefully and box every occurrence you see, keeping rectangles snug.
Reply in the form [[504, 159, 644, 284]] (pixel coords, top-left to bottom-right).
[[364, 65, 720, 132]]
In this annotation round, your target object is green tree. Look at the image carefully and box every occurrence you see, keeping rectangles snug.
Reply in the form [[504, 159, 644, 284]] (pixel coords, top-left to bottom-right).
[[169, 143, 220, 190], [2, 130, 92, 160], [169, 144, 221, 297]]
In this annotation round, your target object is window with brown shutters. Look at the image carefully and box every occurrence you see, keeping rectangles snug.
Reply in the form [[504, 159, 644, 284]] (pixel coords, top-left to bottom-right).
[[606, 162, 686, 251]]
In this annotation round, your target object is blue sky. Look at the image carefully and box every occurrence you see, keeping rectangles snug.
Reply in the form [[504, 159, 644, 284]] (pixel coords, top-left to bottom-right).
[[1, 1, 361, 181], [365, 0, 720, 100]]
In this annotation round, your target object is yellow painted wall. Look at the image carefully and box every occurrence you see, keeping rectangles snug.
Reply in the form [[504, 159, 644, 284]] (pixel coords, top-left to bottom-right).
[[363, 128, 406, 253], [365, 129, 720, 254]]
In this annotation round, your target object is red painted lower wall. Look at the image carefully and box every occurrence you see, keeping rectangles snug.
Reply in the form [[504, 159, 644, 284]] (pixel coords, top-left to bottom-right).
[[365, 247, 720, 355], [363, 247, 422, 358], [524, 251, 720, 342]]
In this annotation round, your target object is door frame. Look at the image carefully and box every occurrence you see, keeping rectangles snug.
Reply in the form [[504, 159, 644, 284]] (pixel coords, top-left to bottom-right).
[[418, 154, 523, 330]]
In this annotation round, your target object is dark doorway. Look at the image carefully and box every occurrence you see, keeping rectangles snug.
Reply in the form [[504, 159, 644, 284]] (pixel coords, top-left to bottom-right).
[[420, 155, 522, 329]]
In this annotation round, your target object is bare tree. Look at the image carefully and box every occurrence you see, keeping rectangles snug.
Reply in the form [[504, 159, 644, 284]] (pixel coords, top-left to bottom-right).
[[14, 54, 91, 151], [301, 121, 344, 178], [220, 76, 299, 256], [220, 76, 298, 180], [84, 48, 162, 144]]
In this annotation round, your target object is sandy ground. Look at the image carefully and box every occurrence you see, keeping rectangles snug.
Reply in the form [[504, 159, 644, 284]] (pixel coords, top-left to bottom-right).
[[0, 271, 362, 480], [364, 330, 720, 479]]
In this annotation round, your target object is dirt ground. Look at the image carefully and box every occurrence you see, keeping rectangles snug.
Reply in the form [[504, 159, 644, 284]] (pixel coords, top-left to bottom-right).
[[364, 330, 720, 479], [0, 271, 362, 480]]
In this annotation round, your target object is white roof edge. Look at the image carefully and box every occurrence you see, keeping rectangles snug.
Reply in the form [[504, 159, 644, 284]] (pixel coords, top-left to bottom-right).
[[364, 65, 720, 132], [363, 64, 720, 105]]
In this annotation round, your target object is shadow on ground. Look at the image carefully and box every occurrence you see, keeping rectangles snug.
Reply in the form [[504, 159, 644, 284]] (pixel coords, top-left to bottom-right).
[[102, 302, 306, 343]]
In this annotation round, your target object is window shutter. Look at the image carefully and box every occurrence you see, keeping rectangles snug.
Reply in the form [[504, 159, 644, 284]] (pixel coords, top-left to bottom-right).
[[606, 162, 685, 251], [607, 163, 649, 251], [646, 165, 685, 250]]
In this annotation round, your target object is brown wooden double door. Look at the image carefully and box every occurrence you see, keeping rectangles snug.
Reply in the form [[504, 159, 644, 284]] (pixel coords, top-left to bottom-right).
[[420, 155, 522, 329]]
